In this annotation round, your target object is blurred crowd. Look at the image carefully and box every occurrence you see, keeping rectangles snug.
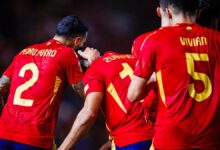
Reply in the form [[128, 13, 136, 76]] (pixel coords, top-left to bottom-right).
[[0, 0, 160, 73], [0, 0, 219, 149]]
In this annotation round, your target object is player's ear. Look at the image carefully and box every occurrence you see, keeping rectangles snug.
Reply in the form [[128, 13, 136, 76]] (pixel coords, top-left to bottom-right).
[[166, 7, 172, 19], [72, 36, 81, 46], [156, 7, 161, 18]]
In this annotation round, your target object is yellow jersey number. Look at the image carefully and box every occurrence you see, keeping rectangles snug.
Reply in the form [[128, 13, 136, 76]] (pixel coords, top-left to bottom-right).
[[13, 63, 62, 107], [185, 53, 212, 102], [107, 63, 133, 113], [14, 63, 39, 106]]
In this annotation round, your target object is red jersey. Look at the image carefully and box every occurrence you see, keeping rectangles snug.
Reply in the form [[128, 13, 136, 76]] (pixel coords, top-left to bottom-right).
[[0, 39, 83, 149], [83, 52, 154, 147], [134, 23, 220, 149], [131, 31, 155, 58], [132, 32, 158, 123]]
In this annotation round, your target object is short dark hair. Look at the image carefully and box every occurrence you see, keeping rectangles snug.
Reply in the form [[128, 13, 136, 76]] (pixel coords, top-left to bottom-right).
[[160, 0, 199, 15], [197, 0, 219, 30], [55, 15, 88, 38]]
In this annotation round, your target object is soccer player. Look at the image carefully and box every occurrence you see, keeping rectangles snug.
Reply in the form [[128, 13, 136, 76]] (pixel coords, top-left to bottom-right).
[[128, 0, 220, 149], [0, 15, 99, 150], [131, 33, 159, 125], [58, 52, 154, 150]]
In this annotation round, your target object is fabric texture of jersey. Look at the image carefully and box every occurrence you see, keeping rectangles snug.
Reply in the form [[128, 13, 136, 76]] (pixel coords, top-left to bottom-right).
[[84, 52, 154, 147], [131, 31, 155, 59], [0, 39, 83, 149], [134, 23, 220, 149], [132, 32, 158, 123]]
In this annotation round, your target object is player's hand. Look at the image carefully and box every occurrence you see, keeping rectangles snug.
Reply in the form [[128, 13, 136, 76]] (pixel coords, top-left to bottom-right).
[[77, 47, 100, 65]]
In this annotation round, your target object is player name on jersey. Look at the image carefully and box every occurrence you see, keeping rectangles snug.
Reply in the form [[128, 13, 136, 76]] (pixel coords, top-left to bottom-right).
[[20, 48, 57, 57], [180, 36, 207, 47], [103, 54, 133, 63]]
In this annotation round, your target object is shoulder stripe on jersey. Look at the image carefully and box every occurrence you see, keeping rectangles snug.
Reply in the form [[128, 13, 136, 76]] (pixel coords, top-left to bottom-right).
[[140, 31, 157, 51]]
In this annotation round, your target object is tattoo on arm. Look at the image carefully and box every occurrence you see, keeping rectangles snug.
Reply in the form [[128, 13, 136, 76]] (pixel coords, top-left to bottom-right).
[[72, 81, 85, 99], [0, 75, 11, 97]]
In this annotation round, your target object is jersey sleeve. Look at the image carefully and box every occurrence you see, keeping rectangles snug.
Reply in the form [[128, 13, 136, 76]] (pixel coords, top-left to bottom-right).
[[131, 32, 150, 58], [61, 48, 83, 84], [83, 62, 104, 96], [134, 32, 157, 80], [131, 36, 141, 58]]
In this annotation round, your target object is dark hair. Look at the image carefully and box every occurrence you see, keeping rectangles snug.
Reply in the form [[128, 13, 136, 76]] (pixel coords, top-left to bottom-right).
[[55, 15, 88, 38], [160, 0, 199, 15], [197, 0, 219, 30]]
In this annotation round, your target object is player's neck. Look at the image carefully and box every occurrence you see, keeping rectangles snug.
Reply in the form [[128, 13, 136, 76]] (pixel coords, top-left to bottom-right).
[[171, 14, 196, 26], [53, 35, 69, 45], [161, 18, 171, 27]]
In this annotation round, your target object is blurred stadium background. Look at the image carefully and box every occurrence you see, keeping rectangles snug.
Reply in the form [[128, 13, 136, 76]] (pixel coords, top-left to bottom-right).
[[0, 0, 219, 149]]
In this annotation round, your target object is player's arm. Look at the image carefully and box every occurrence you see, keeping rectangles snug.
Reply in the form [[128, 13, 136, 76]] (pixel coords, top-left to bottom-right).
[[99, 140, 112, 150], [71, 81, 85, 99], [128, 72, 156, 102], [58, 92, 103, 150], [127, 75, 148, 102], [0, 75, 11, 97]]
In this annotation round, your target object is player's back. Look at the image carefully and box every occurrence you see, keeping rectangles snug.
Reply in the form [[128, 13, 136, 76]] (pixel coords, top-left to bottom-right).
[[0, 39, 82, 148], [149, 23, 220, 148], [84, 52, 154, 147]]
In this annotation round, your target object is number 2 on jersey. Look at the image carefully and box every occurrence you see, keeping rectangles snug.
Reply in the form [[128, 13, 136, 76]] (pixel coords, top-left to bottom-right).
[[185, 53, 212, 102], [107, 63, 133, 113], [14, 63, 39, 106]]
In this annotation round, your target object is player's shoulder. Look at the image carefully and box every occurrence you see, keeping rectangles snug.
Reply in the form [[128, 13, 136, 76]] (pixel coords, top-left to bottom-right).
[[25, 39, 67, 50], [201, 25, 220, 36], [46, 39, 73, 52], [134, 30, 158, 43], [132, 30, 158, 55], [134, 30, 161, 50]]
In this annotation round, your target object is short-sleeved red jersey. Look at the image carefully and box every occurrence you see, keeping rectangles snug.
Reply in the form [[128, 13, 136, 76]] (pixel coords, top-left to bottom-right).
[[134, 23, 220, 149], [131, 31, 155, 59], [132, 32, 158, 123], [83, 52, 154, 147], [0, 39, 83, 149]]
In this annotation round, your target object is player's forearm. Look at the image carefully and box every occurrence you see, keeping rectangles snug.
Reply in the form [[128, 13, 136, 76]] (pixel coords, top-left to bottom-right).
[[128, 75, 148, 102], [58, 107, 97, 150], [99, 140, 112, 150], [128, 87, 146, 102], [0, 75, 11, 97]]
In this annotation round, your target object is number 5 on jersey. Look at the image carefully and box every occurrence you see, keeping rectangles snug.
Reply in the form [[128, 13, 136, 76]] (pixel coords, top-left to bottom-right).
[[186, 53, 212, 102]]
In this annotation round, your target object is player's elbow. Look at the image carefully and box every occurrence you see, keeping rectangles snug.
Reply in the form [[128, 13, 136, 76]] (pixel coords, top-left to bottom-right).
[[128, 94, 139, 103], [127, 87, 139, 102], [87, 110, 97, 121], [128, 75, 148, 102], [83, 109, 98, 125]]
